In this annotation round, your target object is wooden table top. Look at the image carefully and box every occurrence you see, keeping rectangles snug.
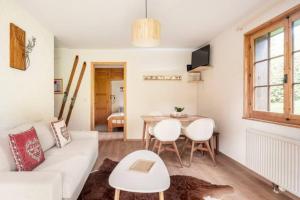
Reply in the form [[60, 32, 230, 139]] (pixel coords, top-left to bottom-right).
[[141, 115, 206, 122]]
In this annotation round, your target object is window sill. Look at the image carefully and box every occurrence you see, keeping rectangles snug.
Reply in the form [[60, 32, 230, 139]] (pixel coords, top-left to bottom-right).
[[242, 116, 300, 129]]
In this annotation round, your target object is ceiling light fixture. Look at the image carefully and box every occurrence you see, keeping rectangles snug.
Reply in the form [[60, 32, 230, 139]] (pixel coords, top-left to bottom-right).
[[132, 0, 160, 47]]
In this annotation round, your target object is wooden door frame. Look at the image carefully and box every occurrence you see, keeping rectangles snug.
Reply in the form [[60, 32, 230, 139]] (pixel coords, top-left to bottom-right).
[[91, 62, 128, 140]]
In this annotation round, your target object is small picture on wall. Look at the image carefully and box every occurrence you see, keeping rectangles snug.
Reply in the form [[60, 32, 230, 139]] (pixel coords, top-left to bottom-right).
[[54, 79, 63, 94]]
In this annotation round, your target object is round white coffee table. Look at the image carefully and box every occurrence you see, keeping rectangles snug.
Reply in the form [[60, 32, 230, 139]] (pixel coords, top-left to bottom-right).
[[109, 150, 170, 200]]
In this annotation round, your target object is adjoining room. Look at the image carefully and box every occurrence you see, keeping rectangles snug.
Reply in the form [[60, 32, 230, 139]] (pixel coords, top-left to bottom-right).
[[91, 62, 126, 140]]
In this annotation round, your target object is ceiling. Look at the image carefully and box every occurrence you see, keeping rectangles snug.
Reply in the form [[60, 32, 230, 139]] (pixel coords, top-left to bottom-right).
[[16, 0, 272, 49]]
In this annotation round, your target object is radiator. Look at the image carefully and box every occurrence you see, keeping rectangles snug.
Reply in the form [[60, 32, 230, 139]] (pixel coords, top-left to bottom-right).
[[246, 129, 300, 197]]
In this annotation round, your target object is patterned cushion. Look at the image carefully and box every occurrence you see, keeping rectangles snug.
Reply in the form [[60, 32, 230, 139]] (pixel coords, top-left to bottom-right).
[[9, 127, 45, 171], [50, 120, 72, 148]]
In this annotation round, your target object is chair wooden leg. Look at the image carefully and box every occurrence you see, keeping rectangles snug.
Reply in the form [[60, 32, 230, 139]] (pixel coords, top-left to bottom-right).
[[148, 135, 155, 150], [142, 121, 146, 143], [205, 141, 216, 166], [210, 137, 215, 159], [181, 138, 189, 156], [145, 127, 151, 150], [152, 140, 158, 152], [157, 141, 162, 155], [172, 141, 183, 168], [189, 141, 195, 167], [200, 143, 205, 156]]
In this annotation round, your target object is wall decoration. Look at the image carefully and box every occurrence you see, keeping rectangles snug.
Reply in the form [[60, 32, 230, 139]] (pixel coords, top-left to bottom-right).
[[143, 75, 182, 81], [10, 23, 37, 70], [10, 23, 26, 70], [54, 79, 63, 94], [25, 37, 36, 68]]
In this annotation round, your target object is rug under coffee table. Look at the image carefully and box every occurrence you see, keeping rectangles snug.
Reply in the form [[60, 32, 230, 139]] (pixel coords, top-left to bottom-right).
[[109, 150, 170, 200], [78, 158, 234, 200]]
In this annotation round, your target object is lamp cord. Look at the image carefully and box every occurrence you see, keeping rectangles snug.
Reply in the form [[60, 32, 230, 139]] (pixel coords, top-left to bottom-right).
[[145, 0, 148, 18]]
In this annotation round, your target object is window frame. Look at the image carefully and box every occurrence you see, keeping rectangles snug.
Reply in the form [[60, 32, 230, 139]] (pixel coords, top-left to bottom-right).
[[244, 5, 300, 127]]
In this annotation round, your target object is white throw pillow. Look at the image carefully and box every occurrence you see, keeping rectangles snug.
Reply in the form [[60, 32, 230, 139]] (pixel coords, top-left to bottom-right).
[[33, 121, 56, 151], [50, 120, 71, 148], [0, 132, 17, 171], [9, 121, 56, 152]]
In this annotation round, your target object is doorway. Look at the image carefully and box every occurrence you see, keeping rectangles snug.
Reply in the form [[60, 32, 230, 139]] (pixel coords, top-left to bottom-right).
[[91, 62, 127, 140]]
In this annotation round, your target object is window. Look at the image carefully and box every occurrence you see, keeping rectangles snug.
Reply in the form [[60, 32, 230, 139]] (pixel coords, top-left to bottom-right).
[[292, 18, 300, 115], [244, 6, 300, 127]]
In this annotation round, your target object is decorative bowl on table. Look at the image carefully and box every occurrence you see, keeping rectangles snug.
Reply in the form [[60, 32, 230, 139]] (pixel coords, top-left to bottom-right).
[[171, 106, 187, 118]]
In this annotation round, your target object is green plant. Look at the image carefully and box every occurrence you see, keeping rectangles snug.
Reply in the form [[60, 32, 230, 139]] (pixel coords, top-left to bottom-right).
[[174, 106, 184, 112]]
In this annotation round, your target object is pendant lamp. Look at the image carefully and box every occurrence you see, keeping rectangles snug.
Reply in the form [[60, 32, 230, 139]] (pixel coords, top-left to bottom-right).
[[132, 0, 160, 47]]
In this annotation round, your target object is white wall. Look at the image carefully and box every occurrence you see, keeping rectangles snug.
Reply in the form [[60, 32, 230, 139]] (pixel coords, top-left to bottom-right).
[[54, 48, 197, 139], [198, 0, 300, 165], [111, 80, 124, 113], [0, 0, 54, 130]]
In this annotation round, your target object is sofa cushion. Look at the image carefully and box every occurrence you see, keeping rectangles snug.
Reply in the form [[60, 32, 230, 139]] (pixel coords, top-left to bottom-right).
[[50, 120, 71, 148], [34, 135, 97, 199], [44, 139, 98, 165], [0, 121, 56, 171], [0, 132, 17, 171], [9, 121, 56, 152], [9, 127, 45, 171], [32, 121, 56, 151], [34, 136, 98, 199], [34, 155, 90, 199]]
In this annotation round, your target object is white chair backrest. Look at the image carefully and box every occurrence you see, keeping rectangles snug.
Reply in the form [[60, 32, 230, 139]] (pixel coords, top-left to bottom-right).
[[148, 111, 163, 116], [186, 118, 215, 141], [153, 119, 181, 141]]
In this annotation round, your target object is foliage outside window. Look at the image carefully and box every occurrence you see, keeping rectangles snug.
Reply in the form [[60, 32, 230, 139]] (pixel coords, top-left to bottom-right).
[[244, 6, 300, 127]]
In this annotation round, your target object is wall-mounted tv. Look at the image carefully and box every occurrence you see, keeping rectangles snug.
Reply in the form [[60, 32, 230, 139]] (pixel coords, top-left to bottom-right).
[[187, 45, 210, 71]]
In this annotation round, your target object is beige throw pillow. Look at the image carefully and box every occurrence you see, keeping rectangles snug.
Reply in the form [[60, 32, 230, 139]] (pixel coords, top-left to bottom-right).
[[50, 120, 71, 148]]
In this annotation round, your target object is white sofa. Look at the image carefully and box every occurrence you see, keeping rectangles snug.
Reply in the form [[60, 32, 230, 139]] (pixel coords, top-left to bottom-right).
[[0, 120, 98, 200]]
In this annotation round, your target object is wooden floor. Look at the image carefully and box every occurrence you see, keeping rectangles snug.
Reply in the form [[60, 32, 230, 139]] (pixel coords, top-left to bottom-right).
[[95, 140, 293, 200]]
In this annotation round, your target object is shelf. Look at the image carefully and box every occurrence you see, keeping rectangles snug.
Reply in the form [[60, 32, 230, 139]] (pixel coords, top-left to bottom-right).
[[188, 80, 203, 83], [187, 72, 203, 83], [188, 66, 211, 73]]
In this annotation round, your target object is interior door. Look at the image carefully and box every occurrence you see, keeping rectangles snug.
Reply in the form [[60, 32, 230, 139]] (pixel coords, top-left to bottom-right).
[[94, 69, 111, 125]]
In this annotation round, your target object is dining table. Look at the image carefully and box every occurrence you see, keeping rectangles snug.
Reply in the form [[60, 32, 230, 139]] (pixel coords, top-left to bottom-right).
[[141, 115, 219, 153]]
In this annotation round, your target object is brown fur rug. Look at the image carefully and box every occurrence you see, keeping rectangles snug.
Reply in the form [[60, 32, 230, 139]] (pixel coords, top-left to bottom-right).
[[78, 159, 233, 200]]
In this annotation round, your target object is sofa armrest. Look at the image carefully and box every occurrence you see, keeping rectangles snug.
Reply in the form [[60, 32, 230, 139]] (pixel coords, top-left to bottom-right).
[[70, 130, 98, 140], [0, 172, 62, 200]]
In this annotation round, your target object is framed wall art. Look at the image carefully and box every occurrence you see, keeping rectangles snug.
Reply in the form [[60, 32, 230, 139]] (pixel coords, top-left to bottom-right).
[[54, 79, 63, 94]]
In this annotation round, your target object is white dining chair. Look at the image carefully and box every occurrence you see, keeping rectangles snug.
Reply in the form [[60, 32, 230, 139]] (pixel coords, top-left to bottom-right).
[[147, 111, 163, 136], [182, 118, 216, 166], [144, 111, 163, 147], [152, 119, 183, 167]]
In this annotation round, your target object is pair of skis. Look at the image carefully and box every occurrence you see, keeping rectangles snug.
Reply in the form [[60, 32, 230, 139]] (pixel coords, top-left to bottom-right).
[[58, 55, 86, 126]]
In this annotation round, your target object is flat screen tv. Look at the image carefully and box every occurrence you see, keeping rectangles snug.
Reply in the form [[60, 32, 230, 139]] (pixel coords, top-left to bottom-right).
[[188, 45, 210, 71]]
